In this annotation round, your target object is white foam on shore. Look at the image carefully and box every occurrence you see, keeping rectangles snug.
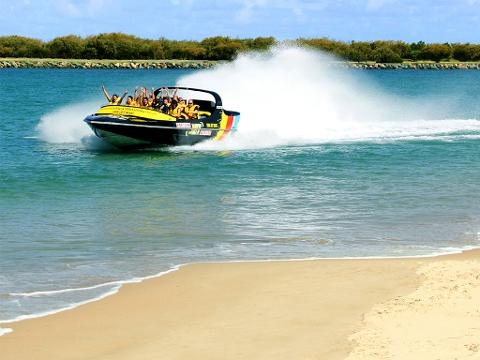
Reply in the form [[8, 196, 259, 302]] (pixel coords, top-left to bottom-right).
[[202, 244, 480, 263], [1, 286, 119, 324], [0, 328, 12, 336], [10, 280, 128, 298], [0, 266, 181, 335]]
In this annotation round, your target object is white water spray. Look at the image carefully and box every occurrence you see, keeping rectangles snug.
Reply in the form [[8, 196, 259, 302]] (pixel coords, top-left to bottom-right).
[[36, 101, 101, 144], [177, 46, 480, 150]]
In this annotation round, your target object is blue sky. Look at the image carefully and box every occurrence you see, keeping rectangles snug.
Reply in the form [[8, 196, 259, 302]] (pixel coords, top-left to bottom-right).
[[1, 0, 480, 42]]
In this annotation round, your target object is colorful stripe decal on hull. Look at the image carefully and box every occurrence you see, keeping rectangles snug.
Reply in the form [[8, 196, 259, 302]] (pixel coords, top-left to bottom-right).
[[215, 114, 240, 141]]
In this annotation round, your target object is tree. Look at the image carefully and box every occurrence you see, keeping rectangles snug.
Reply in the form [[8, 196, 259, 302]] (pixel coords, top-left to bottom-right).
[[170, 41, 206, 59], [372, 46, 403, 63], [201, 37, 246, 60], [245, 37, 276, 50], [47, 35, 84, 58], [451, 43, 480, 61], [0, 36, 46, 57], [419, 43, 451, 62], [346, 41, 374, 61]]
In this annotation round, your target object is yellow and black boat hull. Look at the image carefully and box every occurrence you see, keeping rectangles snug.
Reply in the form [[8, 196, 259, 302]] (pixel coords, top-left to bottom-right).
[[85, 106, 240, 148], [84, 105, 240, 149]]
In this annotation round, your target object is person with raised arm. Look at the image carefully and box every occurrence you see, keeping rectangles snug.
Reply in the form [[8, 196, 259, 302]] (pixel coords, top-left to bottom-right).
[[169, 88, 180, 117], [140, 97, 150, 108], [101, 85, 127, 105], [152, 87, 164, 109], [125, 96, 135, 106], [148, 87, 156, 107], [159, 97, 170, 114], [133, 86, 140, 106]]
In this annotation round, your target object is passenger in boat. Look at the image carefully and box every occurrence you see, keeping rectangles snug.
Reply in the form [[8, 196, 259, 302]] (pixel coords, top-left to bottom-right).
[[152, 88, 162, 109], [179, 99, 188, 119], [185, 100, 200, 119], [159, 97, 170, 114], [141, 97, 150, 108], [152, 96, 161, 109], [148, 87, 156, 107], [172, 88, 179, 102], [170, 99, 187, 118], [125, 96, 135, 106], [133, 86, 140, 106], [102, 85, 128, 105], [137, 87, 144, 105], [135, 87, 147, 106], [169, 97, 178, 117]]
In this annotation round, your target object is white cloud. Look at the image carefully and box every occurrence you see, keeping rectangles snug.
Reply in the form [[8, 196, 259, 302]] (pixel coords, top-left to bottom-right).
[[234, 0, 318, 23], [235, 0, 266, 23], [168, 0, 195, 8], [57, 0, 111, 18], [366, 0, 397, 11]]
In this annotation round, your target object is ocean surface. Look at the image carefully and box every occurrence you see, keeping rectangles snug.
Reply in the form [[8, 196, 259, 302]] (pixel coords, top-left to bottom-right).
[[1, 48, 480, 325]]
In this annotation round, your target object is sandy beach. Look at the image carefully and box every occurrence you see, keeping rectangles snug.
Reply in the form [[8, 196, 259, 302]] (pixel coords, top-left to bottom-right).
[[1, 250, 480, 359]]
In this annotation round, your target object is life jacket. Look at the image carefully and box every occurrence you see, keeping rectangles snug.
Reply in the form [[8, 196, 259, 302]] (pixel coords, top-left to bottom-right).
[[171, 104, 185, 118], [168, 101, 177, 116], [185, 104, 200, 119], [110, 97, 122, 105]]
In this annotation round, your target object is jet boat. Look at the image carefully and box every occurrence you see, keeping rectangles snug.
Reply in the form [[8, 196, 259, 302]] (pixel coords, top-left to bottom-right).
[[84, 87, 240, 149]]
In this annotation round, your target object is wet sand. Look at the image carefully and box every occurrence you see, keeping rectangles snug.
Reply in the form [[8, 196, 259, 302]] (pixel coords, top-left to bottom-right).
[[1, 250, 479, 359]]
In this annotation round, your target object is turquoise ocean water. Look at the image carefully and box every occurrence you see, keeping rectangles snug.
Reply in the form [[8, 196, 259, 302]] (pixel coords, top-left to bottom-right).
[[1, 48, 480, 326]]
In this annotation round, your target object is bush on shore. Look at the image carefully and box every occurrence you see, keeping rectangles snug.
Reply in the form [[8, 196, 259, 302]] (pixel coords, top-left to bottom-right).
[[2, 34, 480, 63]]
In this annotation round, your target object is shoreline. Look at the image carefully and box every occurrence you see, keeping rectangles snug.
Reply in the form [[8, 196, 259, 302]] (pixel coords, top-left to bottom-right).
[[1, 245, 476, 328], [3, 57, 480, 70], [1, 249, 480, 359]]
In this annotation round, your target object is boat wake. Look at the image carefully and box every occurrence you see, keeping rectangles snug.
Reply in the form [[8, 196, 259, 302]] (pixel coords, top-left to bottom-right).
[[37, 101, 99, 144], [36, 100, 117, 150], [37, 46, 480, 150], [177, 46, 480, 150]]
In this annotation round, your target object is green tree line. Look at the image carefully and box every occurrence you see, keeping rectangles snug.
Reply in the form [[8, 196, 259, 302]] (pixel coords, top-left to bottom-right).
[[1, 33, 480, 62], [298, 39, 480, 63], [0, 34, 275, 61]]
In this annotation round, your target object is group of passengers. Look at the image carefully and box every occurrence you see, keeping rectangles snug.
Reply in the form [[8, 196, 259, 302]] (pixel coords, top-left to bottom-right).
[[101, 85, 200, 119]]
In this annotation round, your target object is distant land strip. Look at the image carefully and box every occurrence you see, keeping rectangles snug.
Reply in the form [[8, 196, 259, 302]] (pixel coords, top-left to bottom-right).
[[4, 34, 480, 64], [2, 58, 480, 70], [0, 58, 217, 69]]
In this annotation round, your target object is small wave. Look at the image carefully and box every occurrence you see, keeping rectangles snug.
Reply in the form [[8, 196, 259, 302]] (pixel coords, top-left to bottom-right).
[[0, 328, 12, 336], [0, 266, 181, 335], [0, 285, 121, 328], [10, 281, 123, 298], [9, 265, 182, 298]]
